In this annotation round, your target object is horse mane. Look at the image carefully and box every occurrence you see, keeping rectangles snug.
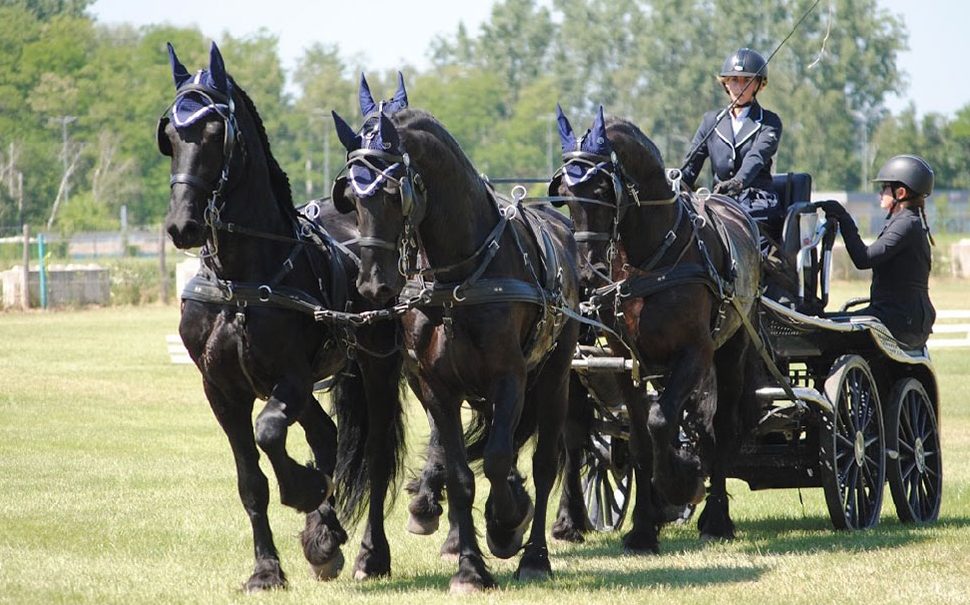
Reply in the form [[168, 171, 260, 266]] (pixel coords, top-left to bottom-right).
[[229, 76, 297, 219], [605, 117, 674, 200], [391, 108, 482, 185]]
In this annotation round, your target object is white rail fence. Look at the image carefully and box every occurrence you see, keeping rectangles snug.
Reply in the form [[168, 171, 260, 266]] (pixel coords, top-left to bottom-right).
[[928, 310, 970, 349]]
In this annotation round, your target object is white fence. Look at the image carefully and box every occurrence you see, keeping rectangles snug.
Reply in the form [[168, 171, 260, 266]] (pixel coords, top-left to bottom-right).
[[928, 310, 970, 349]]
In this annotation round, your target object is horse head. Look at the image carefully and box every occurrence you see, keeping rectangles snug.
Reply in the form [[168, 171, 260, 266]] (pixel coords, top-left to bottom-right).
[[158, 42, 252, 250], [548, 105, 622, 284], [331, 74, 413, 304], [549, 105, 674, 282]]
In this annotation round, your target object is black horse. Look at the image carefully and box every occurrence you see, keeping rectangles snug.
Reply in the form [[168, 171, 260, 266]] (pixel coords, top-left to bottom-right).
[[157, 43, 404, 590], [548, 106, 763, 551], [331, 98, 581, 592]]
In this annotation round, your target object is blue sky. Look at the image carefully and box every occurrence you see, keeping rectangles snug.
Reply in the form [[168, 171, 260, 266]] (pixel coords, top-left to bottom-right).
[[91, 0, 968, 118]]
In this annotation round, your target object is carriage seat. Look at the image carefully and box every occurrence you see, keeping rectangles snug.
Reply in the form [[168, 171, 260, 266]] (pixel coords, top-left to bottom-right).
[[772, 172, 813, 258]]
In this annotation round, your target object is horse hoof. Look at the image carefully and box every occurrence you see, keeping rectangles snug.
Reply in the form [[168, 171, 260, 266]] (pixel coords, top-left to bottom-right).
[[515, 566, 551, 582], [449, 578, 485, 595], [309, 549, 344, 581], [700, 532, 734, 543], [407, 513, 440, 535], [551, 524, 585, 543], [244, 560, 287, 593], [486, 503, 534, 559]]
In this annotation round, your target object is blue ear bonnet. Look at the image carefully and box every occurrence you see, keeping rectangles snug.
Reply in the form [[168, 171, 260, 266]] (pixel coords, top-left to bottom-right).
[[171, 71, 231, 129], [347, 115, 404, 197], [557, 105, 612, 186], [167, 42, 232, 130], [333, 73, 410, 198]]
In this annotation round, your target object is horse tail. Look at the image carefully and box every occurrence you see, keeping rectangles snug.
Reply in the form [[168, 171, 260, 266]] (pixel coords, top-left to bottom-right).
[[463, 391, 545, 466], [332, 356, 406, 525], [463, 402, 493, 465]]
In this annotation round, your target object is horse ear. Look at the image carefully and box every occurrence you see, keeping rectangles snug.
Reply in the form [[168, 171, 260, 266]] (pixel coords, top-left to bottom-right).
[[331, 176, 355, 214], [385, 71, 408, 115], [359, 73, 377, 117], [208, 41, 229, 92], [167, 42, 191, 89], [556, 104, 577, 153], [378, 113, 400, 151], [582, 105, 610, 156], [331, 110, 361, 152]]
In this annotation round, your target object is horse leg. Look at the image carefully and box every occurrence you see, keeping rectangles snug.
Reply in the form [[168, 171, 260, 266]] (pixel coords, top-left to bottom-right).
[[254, 376, 333, 513], [516, 342, 573, 581], [423, 391, 496, 593], [483, 374, 534, 560], [350, 350, 405, 581], [604, 378, 662, 554], [299, 394, 337, 477], [405, 413, 447, 536], [647, 348, 713, 506], [698, 332, 756, 541], [204, 381, 286, 592], [552, 372, 594, 543], [297, 396, 346, 580]]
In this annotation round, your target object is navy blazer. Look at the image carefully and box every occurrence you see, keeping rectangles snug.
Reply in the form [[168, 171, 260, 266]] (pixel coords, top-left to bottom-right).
[[681, 101, 782, 193]]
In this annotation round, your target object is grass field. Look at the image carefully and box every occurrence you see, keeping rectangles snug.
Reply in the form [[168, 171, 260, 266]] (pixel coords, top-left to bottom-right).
[[1, 278, 969, 604]]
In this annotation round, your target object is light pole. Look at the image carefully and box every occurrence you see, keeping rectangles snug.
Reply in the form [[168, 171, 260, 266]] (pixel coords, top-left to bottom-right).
[[52, 115, 77, 204], [848, 109, 870, 191]]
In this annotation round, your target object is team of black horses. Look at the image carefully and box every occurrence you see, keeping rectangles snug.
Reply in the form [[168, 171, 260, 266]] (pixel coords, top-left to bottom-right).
[[158, 42, 769, 593]]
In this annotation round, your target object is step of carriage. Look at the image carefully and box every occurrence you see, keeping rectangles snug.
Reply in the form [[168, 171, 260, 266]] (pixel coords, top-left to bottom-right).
[[571, 356, 633, 372], [754, 386, 832, 413]]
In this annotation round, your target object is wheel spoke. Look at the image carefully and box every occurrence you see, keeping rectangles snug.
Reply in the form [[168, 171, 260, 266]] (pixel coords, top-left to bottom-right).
[[897, 438, 916, 456]]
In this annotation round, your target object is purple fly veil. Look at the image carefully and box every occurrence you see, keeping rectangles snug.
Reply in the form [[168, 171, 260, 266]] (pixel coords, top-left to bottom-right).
[[167, 42, 232, 130], [557, 105, 612, 187]]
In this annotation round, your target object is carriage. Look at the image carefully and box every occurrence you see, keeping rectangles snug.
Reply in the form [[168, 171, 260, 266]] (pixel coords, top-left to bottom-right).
[[559, 171, 942, 532]]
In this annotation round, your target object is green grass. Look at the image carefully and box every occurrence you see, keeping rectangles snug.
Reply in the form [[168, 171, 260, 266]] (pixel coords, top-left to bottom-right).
[[1, 298, 970, 604]]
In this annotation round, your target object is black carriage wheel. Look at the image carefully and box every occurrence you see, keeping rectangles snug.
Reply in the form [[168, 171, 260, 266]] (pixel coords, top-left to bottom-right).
[[581, 432, 632, 532], [887, 378, 942, 523], [820, 355, 885, 530]]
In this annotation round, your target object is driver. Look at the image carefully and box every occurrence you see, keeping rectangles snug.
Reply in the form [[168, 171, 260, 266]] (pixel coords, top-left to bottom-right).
[[681, 48, 784, 248], [815, 155, 937, 350]]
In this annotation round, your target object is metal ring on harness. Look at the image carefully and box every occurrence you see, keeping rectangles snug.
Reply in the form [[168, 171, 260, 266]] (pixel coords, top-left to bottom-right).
[[452, 284, 467, 302], [258, 284, 272, 302], [511, 184, 527, 202], [302, 201, 320, 220]]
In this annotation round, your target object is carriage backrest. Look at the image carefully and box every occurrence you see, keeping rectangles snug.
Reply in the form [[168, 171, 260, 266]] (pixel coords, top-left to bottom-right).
[[772, 172, 812, 211], [774, 172, 812, 257]]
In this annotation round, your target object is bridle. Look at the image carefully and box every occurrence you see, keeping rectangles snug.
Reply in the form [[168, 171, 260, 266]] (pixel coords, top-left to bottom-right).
[[338, 145, 430, 277], [157, 82, 250, 257], [554, 149, 679, 281]]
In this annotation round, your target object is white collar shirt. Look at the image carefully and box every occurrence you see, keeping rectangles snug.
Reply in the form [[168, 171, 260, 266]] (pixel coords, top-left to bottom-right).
[[731, 106, 751, 137]]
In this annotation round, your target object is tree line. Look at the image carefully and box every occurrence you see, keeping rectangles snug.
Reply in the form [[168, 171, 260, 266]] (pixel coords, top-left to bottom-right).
[[1, 0, 968, 235]]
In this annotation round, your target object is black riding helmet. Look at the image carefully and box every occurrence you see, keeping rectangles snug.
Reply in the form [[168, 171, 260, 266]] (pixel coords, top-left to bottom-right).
[[719, 48, 767, 98], [872, 154, 935, 198], [720, 48, 768, 80]]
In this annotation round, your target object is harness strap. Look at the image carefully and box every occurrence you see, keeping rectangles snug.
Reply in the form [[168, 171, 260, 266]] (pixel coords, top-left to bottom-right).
[[419, 212, 509, 282], [637, 201, 687, 273], [729, 296, 802, 405], [170, 172, 213, 191]]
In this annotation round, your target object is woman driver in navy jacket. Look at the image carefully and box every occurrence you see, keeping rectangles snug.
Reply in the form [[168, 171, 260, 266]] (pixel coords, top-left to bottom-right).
[[682, 48, 784, 245]]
